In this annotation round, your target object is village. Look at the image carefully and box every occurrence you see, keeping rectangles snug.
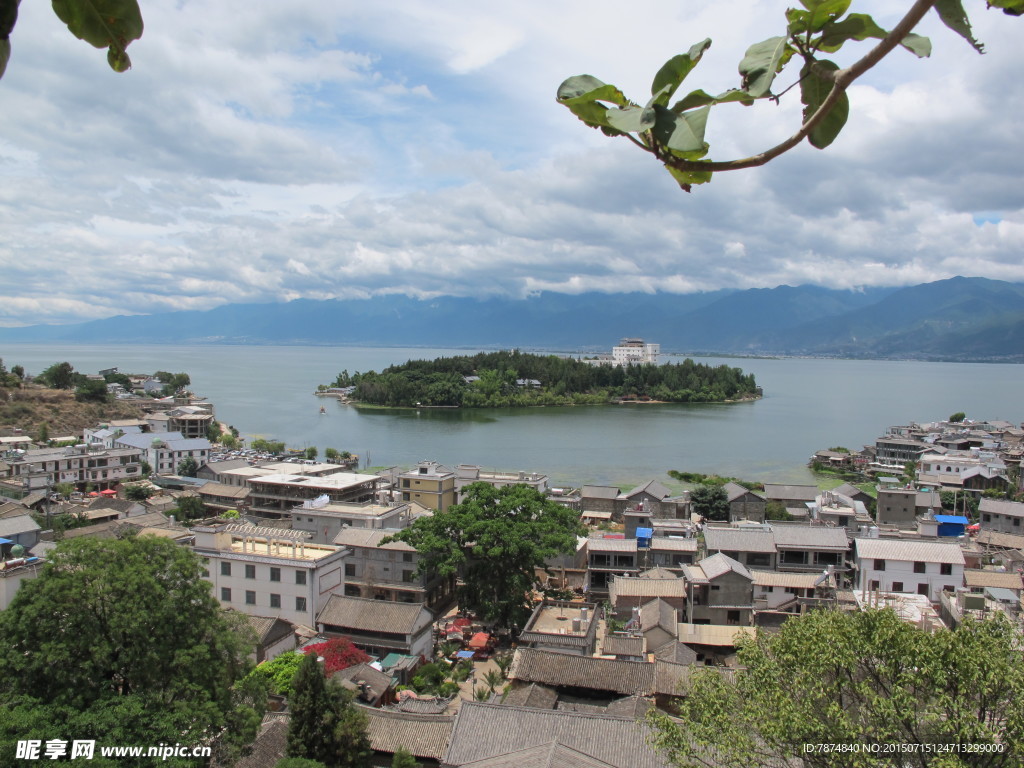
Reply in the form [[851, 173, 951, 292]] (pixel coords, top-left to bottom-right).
[[1, 368, 1023, 767]]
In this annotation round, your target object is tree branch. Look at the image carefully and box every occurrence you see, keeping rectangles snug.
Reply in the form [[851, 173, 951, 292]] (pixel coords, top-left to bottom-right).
[[663, 0, 938, 173]]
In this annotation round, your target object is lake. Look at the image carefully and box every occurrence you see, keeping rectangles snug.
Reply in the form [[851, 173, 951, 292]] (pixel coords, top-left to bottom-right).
[[3, 344, 1022, 488]]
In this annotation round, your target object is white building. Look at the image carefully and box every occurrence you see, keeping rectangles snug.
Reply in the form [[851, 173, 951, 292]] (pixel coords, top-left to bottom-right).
[[191, 521, 348, 628], [853, 538, 965, 603], [3, 444, 144, 491], [115, 431, 212, 475], [612, 338, 660, 366]]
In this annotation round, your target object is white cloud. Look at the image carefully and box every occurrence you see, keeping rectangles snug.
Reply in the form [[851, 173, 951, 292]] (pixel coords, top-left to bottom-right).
[[0, 1, 1022, 326]]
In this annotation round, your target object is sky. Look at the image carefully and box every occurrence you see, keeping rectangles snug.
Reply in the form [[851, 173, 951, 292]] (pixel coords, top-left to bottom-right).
[[0, 1, 1021, 327]]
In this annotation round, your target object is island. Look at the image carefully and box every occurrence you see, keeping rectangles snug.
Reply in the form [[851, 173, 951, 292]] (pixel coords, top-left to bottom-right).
[[316, 350, 760, 408]]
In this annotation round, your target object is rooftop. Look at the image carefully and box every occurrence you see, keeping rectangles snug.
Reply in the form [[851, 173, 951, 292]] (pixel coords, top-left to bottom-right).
[[854, 538, 966, 566]]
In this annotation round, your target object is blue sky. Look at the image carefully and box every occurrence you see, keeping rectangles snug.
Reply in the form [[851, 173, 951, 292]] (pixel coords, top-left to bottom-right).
[[0, 1, 1022, 326]]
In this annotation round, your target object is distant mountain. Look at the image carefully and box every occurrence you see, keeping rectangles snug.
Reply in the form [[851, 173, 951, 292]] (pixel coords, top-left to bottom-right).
[[2, 278, 1023, 361]]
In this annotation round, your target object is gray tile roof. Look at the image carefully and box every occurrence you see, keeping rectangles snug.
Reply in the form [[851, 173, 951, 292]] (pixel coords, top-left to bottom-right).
[[317, 594, 432, 636], [602, 634, 645, 657], [854, 538, 966, 565], [358, 704, 454, 760], [610, 576, 686, 600], [444, 701, 670, 768], [979, 498, 1024, 518], [233, 716, 288, 768], [723, 482, 763, 502], [762, 484, 818, 502], [501, 682, 559, 709], [455, 741, 619, 768], [964, 569, 1024, 590], [699, 553, 752, 581], [623, 480, 672, 500], [508, 648, 655, 696], [649, 537, 698, 552], [770, 525, 849, 550], [581, 485, 621, 500], [0, 514, 41, 537], [703, 527, 776, 554]]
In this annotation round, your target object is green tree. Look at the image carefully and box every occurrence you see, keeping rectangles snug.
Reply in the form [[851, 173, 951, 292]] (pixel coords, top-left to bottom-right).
[[690, 483, 729, 522], [177, 455, 199, 477], [220, 434, 240, 450], [0, 536, 258, 759], [949, 411, 967, 423], [305, 446, 318, 461], [174, 494, 206, 521], [75, 378, 109, 403], [391, 747, 417, 768], [764, 500, 792, 521], [557, 1, 1022, 192], [384, 483, 585, 629], [325, 447, 340, 462], [287, 653, 371, 768], [648, 608, 1024, 767], [34, 422, 49, 443], [37, 361, 75, 389], [123, 482, 153, 501], [54, 481, 74, 499], [245, 652, 304, 697]]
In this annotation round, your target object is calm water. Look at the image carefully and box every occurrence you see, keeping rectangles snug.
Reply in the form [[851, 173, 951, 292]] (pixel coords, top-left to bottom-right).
[[3, 344, 1022, 488]]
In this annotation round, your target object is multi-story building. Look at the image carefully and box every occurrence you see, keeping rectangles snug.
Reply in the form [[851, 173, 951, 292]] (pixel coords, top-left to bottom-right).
[[191, 521, 348, 627], [454, 465, 548, 500], [2, 444, 144, 492], [114, 431, 211, 475], [247, 472, 380, 518], [853, 538, 965, 603], [612, 338, 660, 365], [917, 450, 1009, 496], [332, 528, 455, 610], [291, 500, 414, 543], [978, 498, 1024, 534], [681, 553, 755, 626], [397, 461, 456, 512]]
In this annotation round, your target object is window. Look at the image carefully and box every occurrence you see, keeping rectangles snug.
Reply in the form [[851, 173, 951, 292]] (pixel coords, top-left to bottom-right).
[[221, 587, 231, 602], [269, 567, 281, 582], [764, 586, 774, 593], [726, 610, 740, 624], [270, 594, 281, 609], [892, 582, 904, 592], [940, 563, 952, 576], [983, 514, 992, 522], [296, 597, 307, 612], [402, 570, 415, 583], [220, 562, 231, 576], [296, 571, 307, 585], [245, 590, 256, 605], [1015, 518, 1021, 528], [245, 564, 256, 579], [913, 562, 926, 574], [402, 552, 414, 563], [710, 585, 720, 591], [917, 584, 929, 596], [874, 559, 885, 571], [345, 563, 356, 577]]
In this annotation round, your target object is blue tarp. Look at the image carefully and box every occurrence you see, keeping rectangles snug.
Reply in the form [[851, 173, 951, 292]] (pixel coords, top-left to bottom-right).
[[934, 515, 969, 524], [455, 650, 475, 659]]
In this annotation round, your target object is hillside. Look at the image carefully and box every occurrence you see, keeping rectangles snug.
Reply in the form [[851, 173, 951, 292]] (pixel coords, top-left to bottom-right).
[[0, 386, 147, 437]]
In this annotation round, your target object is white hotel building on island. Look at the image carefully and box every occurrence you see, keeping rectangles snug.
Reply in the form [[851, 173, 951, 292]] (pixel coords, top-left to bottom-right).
[[584, 338, 661, 367]]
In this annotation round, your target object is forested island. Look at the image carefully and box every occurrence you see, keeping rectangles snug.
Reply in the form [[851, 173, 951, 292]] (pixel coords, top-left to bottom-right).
[[319, 350, 759, 408]]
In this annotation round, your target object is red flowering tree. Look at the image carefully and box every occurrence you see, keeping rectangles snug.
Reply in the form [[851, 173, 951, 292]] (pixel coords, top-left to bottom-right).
[[304, 637, 371, 676]]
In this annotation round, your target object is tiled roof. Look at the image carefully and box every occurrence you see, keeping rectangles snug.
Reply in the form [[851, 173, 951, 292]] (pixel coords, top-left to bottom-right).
[[700, 553, 752, 582], [198, 482, 250, 499], [963, 569, 1024, 590], [233, 716, 288, 768], [854, 538, 965, 566], [610, 576, 686, 599], [601, 634, 645, 657], [649, 537, 698, 552], [979, 498, 1024, 518], [762, 484, 818, 502], [723, 482, 763, 502], [640, 598, 678, 636], [587, 538, 637, 553], [703, 527, 776, 554], [770, 525, 849, 550], [359, 704, 454, 760], [581, 485, 621, 500], [637, 566, 679, 579], [654, 659, 738, 696], [976, 530, 1024, 549], [676, 624, 757, 647], [750, 570, 823, 588], [501, 682, 558, 709], [317, 594, 431, 636], [0, 514, 41, 537], [623, 480, 672, 500], [455, 741, 618, 768], [392, 696, 450, 714], [444, 701, 670, 768], [508, 648, 655, 696], [334, 662, 393, 702], [604, 694, 653, 719]]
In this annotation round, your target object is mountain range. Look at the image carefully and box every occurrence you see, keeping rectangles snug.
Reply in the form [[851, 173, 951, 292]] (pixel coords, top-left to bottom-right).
[[2, 276, 1023, 362]]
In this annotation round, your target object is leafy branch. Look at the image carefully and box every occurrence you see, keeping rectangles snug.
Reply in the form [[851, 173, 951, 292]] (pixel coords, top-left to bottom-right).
[[557, 0, 1023, 191]]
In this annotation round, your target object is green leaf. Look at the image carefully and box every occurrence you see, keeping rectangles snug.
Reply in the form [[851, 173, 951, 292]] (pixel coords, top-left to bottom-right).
[[672, 88, 753, 113], [808, 0, 852, 32], [51, 0, 143, 72], [899, 32, 931, 58], [817, 12, 887, 51], [933, 0, 985, 53], [0, 0, 17, 38], [800, 60, 848, 149], [605, 104, 656, 133], [664, 164, 713, 192], [738, 36, 789, 98], [556, 75, 628, 106], [650, 38, 712, 106], [988, 0, 1024, 16], [786, 8, 810, 36], [0, 38, 8, 80], [652, 104, 710, 158]]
